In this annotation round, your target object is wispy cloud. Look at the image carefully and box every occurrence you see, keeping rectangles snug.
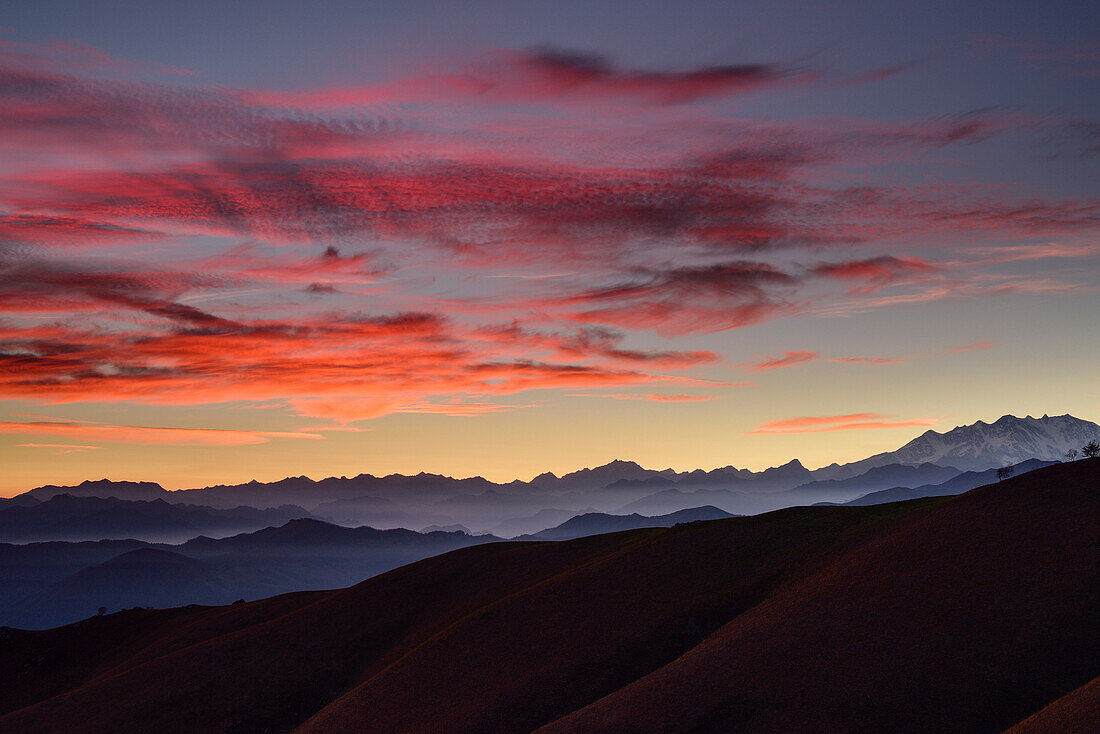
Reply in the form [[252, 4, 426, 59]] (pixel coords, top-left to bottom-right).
[[0, 420, 324, 445], [596, 393, 720, 402], [0, 37, 1096, 423], [738, 350, 819, 372], [16, 442, 103, 453], [746, 413, 937, 434], [830, 341, 994, 365]]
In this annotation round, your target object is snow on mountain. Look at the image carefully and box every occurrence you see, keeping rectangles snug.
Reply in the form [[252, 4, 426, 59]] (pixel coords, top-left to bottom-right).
[[883, 414, 1100, 471]]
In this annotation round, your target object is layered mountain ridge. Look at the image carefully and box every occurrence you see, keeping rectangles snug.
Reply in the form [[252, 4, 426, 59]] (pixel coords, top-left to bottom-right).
[[0, 459, 1095, 734], [10, 413, 1097, 533]]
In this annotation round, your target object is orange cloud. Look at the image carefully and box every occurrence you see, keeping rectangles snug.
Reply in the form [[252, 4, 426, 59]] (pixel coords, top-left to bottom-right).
[[0, 36, 1096, 438], [747, 413, 937, 434], [0, 421, 323, 446], [16, 443, 103, 453]]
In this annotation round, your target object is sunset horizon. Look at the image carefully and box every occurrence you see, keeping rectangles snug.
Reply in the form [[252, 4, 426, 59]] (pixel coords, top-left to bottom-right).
[[3, 1, 1097, 497], [1, 4, 1098, 731]]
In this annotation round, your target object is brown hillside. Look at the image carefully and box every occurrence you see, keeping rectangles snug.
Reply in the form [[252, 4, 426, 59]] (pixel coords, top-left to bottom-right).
[[1001, 675, 1100, 734], [0, 459, 1095, 734], [538, 459, 1099, 733]]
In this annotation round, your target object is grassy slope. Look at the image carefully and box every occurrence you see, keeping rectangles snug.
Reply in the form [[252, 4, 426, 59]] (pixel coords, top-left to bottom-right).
[[538, 460, 1099, 734], [1001, 674, 1100, 733]]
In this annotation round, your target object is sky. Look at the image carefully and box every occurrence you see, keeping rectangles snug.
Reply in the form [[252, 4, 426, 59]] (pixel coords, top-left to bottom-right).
[[0, 0, 1097, 495]]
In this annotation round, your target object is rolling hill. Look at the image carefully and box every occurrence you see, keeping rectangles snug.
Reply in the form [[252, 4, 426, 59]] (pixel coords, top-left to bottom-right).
[[518, 505, 736, 540], [0, 459, 1094, 733]]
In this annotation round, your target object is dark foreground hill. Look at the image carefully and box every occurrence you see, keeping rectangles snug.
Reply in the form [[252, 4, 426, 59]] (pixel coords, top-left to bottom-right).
[[0, 460, 1096, 734]]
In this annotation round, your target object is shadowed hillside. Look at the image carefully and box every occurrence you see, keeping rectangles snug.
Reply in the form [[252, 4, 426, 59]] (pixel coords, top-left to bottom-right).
[[0, 460, 1095, 734], [1002, 675, 1100, 734]]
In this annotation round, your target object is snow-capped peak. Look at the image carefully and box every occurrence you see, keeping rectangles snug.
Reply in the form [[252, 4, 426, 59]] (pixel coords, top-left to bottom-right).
[[886, 414, 1099, 471]]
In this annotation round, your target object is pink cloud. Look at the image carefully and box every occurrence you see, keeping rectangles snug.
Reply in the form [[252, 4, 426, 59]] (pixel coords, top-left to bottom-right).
[[812, 256, 938, 282], [738, 350, 819, 372], [756, 413, 887, 428], [0, 37, 1096, 425]]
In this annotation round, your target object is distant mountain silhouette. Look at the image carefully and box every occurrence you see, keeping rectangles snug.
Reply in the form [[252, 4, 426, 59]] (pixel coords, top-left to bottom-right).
[[784, 461, 962, 496], [6, 549, 223, 628], [518, 506, 736, 540], [0, 494, 314, 544], [843, 458, 1059, 506], [0, 459, 1094, 733], [25, 479, 170, 502], [529, 459, 675, 491], [613, 487, 755, 516], [0, 539, 150, 607], [419, 523, 474, 534], [8, 412, 1099, 533], [492, 507, 593, 538], [179, 472, 502, 510], [0, 519, 500, 629]]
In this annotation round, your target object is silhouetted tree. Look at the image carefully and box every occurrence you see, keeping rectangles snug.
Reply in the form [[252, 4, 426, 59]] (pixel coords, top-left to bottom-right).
[[1083, 441, 1100, 459], [996, 466, 1014, 481], [1064, 449, 1078, 461], [97, 606, 106, 616]]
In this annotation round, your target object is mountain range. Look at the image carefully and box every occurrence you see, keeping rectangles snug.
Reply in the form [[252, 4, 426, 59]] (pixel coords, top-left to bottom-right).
[[516, 506, 736, 541], [0, 520, 500, 630], [1, 459, 1095, 733], [0, 494, 314, 544], [12, 413, 1097, 532], [2, 412, 1097, 634]]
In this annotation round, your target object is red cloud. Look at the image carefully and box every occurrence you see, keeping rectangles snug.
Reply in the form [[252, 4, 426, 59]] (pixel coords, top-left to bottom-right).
[[0, 308, 697, 423], [0, 37, 1097, 427], [203, 245, 380, 286], [812, 256, 937, 281], [0, 214, 163, 247]]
